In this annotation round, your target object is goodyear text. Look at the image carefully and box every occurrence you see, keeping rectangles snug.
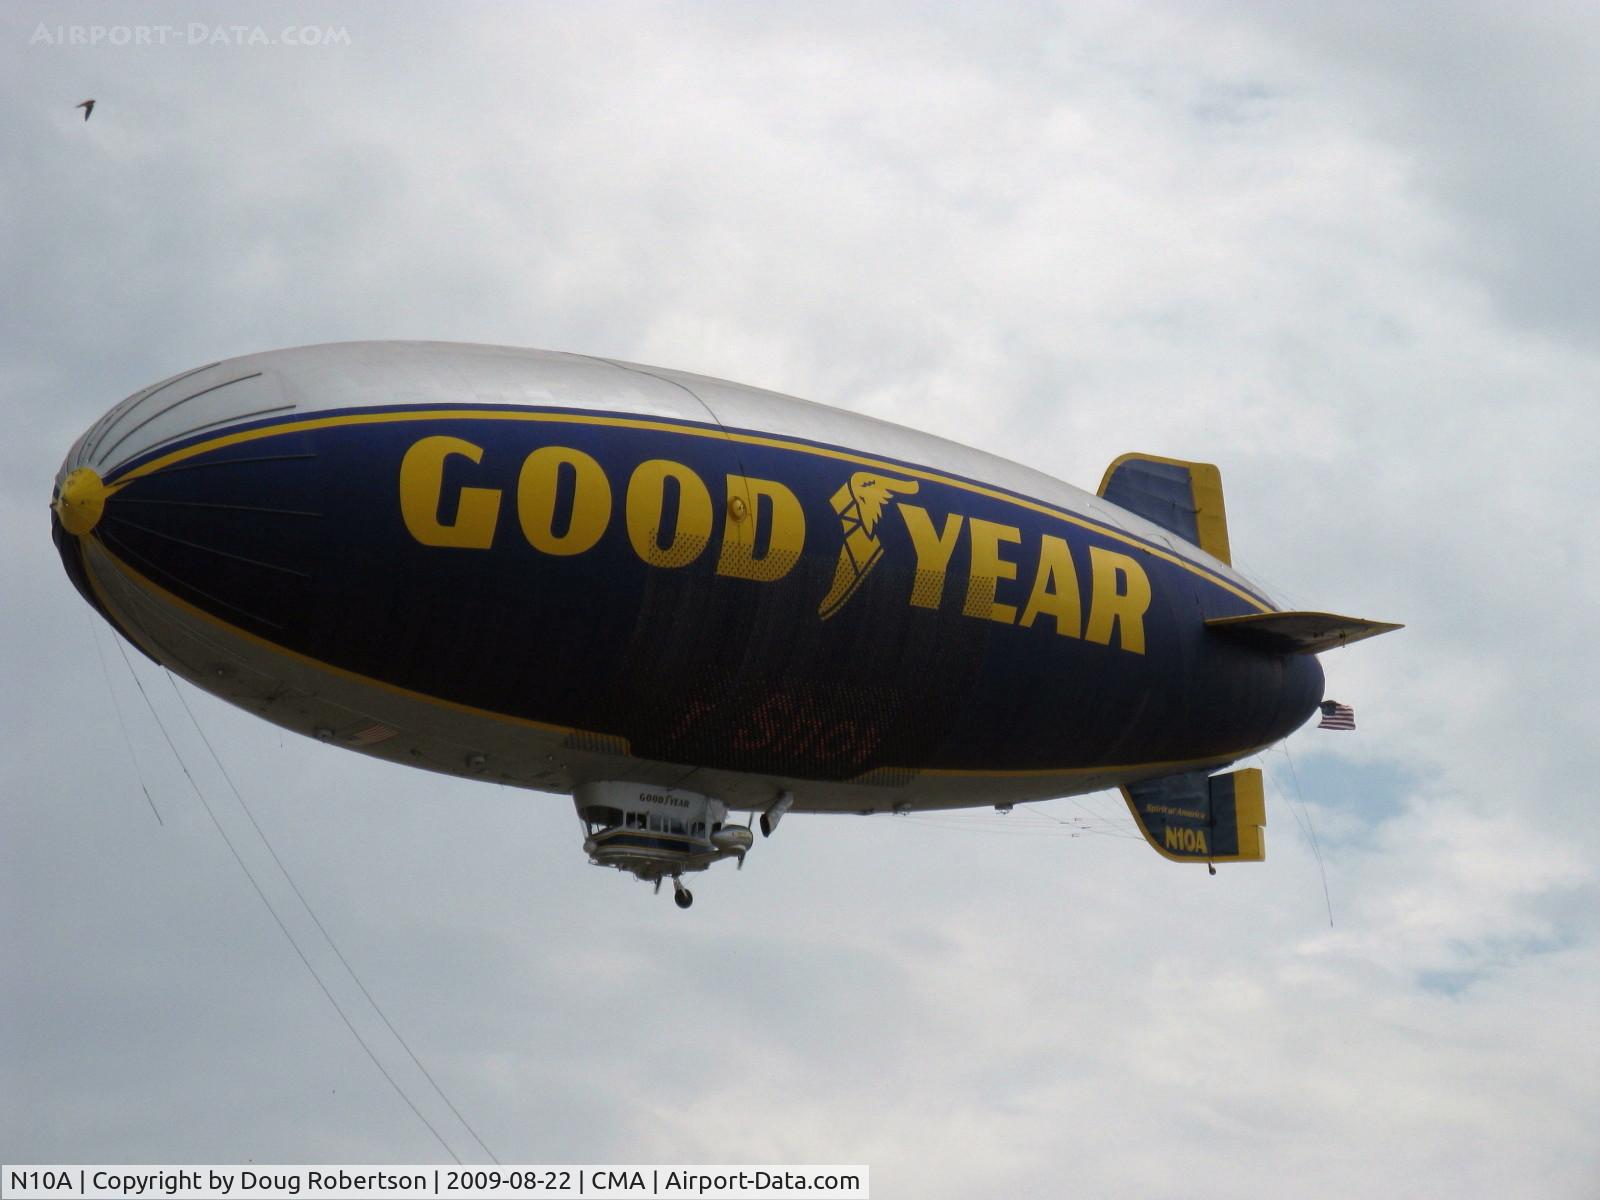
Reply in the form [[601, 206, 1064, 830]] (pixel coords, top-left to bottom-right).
[[398, 435, 1151, 653]]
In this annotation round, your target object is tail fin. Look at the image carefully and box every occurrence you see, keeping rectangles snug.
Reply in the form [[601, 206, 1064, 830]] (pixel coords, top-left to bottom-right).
[[1206, 611, 1403, 655], [1121, 767, 1265, 864], [1098, 453, 1231, 565]]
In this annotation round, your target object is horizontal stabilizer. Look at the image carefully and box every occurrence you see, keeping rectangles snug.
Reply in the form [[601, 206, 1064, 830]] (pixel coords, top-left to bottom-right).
[[1097, 453, 1231, 564], [1121, 767, 1265, 864], [1206, 611, 1403, 655]]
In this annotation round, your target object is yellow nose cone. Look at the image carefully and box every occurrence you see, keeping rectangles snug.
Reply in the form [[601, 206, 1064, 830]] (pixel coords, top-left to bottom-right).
[[55, 467, 108, 536]]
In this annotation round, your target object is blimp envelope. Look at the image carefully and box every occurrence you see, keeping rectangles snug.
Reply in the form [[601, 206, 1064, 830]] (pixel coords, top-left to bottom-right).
[[52, 342, 1398, 900]]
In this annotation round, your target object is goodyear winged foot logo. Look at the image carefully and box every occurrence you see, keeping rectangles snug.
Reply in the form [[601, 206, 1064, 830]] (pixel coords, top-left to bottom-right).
[[818, 471, 919, 619]]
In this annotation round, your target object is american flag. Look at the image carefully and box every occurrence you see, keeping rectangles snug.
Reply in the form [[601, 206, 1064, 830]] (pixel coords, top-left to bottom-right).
[[1318, 701, 1356, 731]]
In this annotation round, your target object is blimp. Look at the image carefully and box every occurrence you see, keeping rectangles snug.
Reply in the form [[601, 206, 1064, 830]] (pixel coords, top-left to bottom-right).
[[52, 342, 1398, 907]]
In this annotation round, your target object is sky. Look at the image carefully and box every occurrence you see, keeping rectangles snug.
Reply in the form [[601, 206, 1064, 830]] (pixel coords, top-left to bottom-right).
[[3, 2, 1597, 1196]]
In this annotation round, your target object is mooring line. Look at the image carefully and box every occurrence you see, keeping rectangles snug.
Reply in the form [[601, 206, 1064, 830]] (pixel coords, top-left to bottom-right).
[[108, 638, 467, 1162], [167, 672, 500, 1164]]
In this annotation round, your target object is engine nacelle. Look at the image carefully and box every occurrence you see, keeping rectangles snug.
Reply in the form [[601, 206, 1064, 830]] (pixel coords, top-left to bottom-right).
[[711, 825, 754, 855]]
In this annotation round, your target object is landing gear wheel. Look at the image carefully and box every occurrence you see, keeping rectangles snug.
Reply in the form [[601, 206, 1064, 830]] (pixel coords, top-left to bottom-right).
[[673, 880, 694, 909]]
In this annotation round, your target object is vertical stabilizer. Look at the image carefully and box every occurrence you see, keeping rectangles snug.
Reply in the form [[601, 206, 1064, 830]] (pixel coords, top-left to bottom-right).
[[1098, 453, 1231, 564], [1121, 767, 1265, 864]]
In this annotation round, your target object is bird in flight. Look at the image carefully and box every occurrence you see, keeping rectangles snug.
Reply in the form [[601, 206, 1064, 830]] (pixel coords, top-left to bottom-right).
[[76, 99, 95, 121]]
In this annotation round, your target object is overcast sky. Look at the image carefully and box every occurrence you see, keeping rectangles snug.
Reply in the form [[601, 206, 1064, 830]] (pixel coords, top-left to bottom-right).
[[4, 3, 1597, 1196]]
